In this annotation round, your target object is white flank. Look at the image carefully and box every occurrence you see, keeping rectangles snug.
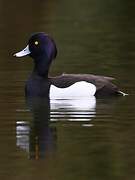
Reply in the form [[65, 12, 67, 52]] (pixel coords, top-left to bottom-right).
[[50, 81, 96, 100]]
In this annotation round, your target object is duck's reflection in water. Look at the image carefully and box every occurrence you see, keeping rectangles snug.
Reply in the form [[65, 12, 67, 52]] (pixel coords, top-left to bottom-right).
[[50, 97, 96, 123], [16, 97, 57, 159], [16, 96, 96, 159]]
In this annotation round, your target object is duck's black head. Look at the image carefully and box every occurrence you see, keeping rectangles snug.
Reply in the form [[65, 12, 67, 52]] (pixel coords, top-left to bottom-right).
[[14, 32, 57, 76], [14, 32, 57, 60]]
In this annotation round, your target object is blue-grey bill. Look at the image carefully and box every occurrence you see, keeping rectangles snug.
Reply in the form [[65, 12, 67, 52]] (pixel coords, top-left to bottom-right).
[[14, 45, 30, 57]]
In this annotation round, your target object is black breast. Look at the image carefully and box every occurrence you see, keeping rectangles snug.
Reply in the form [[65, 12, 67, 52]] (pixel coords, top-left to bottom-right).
[[26, 75, 51, 97]]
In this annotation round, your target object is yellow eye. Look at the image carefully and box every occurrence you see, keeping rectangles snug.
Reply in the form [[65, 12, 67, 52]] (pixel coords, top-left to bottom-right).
[[35, 41, 39, 45]]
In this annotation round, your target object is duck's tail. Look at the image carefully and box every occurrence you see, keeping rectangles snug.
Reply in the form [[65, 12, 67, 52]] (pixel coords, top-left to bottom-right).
[[117, 90, 128, 96]]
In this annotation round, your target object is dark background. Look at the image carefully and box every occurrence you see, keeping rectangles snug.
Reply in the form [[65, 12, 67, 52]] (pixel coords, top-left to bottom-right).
[[0, 0, 135, 179]]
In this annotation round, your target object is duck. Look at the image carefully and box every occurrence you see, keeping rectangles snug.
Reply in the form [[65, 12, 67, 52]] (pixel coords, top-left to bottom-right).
[[13, 32, 127, 98]]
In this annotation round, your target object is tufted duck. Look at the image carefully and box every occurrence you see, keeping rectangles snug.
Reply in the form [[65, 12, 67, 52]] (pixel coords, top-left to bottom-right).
[[14, 32, 127, 98]]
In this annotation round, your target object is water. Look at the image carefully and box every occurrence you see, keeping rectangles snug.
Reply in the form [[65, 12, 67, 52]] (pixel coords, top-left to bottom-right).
[[0, 0, 135, 179]]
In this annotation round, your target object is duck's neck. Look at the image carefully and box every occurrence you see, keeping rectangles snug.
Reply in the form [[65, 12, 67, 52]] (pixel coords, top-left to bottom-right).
[[33, 55, 51, 78]]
